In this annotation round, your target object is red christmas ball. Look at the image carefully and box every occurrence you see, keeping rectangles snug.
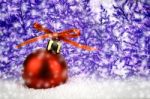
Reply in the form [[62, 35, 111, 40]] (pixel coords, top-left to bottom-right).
[[22, 49, 68, 89]]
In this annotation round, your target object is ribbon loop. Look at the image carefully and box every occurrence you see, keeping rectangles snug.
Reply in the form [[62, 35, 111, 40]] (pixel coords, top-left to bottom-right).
[[33, 22, 53, 34], [58, 29, 80, 38], [16, 22, 96, 51]]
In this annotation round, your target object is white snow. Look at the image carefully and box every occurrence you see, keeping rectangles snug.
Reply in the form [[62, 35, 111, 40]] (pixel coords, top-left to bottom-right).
[[89, 0, 115, 22], [0, 77, 150, 99], [31, 9, 38, 16], [21, 3, 28, 12]]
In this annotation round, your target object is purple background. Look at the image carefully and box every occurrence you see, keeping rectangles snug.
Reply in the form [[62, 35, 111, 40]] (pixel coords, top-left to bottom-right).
[[0, 0, 150, 80]]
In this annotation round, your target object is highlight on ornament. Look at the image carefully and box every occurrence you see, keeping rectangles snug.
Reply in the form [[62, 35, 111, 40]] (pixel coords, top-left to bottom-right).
[[16, 22, 97, 89]]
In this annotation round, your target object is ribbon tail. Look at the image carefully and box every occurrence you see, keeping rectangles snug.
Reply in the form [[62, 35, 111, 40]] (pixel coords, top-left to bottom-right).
[[61, 38, 97, 51], [16, 34, 51, 48]]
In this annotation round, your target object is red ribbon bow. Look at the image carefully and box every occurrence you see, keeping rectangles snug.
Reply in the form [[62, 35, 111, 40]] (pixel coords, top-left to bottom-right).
[[16, 22, 97, 51]]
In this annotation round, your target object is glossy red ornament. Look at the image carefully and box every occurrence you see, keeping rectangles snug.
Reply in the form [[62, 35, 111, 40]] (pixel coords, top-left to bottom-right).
[[23, 49, 67, 89], [16, 22, 96, 89]]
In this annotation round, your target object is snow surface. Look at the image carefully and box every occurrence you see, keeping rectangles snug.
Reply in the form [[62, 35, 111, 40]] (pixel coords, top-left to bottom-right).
[[0, 77, 150, 99]]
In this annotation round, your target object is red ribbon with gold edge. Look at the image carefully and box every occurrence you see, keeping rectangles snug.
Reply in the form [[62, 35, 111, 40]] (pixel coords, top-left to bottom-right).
[[16, 22, 97, 51]]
